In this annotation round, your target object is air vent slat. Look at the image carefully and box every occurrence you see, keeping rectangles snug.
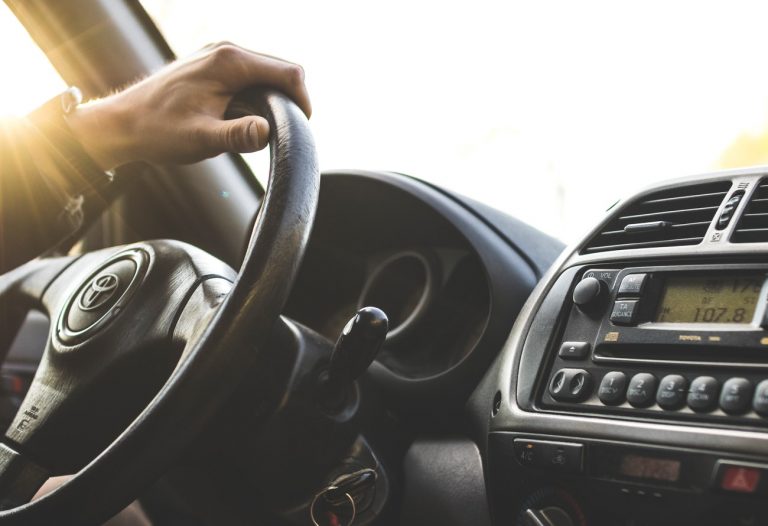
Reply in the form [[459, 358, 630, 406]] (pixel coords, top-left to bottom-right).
[[619, 206, 721, 222], [642, 191, 728, 206], [733, 179, 768, 243], [583, 181, 731, 253], [598, 221, 713, 238], [735, 228, 768, 233], [583, 236, 704, 254]]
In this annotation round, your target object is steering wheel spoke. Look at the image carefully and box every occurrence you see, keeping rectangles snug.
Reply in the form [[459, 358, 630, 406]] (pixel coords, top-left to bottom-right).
[[0, 256, 76, 356], [0, 443, 48, 509], [1, 243, 234, 472], [0, 256, 75, 303], [172, 277, 233, 358]]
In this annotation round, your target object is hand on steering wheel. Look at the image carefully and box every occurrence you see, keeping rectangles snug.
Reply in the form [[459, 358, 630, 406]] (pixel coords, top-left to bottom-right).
[[66, 42, 312, 169], [0, 89, 319, 525]]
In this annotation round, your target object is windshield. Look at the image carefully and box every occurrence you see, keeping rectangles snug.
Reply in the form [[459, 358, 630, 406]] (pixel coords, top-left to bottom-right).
[[0, 3, 66, 116], [144, 1, 768, 243]]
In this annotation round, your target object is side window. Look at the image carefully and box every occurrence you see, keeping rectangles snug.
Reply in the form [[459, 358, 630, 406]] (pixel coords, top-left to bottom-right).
[[0, 3, 66, 117]]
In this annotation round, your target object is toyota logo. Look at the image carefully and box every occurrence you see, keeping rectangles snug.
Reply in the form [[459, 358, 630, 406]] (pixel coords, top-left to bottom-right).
[[57, 249, 147, 344], [78, 273, 121, 311]]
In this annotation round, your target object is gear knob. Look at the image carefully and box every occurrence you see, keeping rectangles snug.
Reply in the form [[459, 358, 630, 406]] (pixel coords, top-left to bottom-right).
[[329, 306, 389, 385]]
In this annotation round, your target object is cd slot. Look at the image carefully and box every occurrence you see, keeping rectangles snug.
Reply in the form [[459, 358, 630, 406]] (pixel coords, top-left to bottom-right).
[[594, 344, 768, 368]]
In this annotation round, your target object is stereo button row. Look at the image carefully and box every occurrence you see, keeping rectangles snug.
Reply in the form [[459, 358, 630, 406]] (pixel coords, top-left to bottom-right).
[[553, 370, 768, 417], [593, 373, 768, 416]]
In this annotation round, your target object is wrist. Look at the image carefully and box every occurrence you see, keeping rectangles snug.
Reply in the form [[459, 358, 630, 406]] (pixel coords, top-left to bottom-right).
[[66, 96, 135, 171]]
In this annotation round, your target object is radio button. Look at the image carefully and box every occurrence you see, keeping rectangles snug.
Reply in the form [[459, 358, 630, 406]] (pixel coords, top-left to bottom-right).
[[753, 380, 768, 417], [610, 300, 639, 325], [627, 373, 658, 407], [618, 273, 648, 296], [550, 369, 593, 402], [598, 371, 627, 405], [720, 378, 754, 415], [656, 375, 688, 410], [558, 341, 590, 360], [688, 376, 720, 412]]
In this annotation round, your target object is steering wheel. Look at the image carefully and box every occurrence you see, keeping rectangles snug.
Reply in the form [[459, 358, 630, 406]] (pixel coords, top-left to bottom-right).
[[0, 90, 319, 524]]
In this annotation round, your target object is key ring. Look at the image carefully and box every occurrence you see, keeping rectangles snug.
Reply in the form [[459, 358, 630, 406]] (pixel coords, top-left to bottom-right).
[[310, 485, 356, 526]]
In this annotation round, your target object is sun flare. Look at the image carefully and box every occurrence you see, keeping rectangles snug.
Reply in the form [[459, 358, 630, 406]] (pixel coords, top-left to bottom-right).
[[0, 3, 65, 118]]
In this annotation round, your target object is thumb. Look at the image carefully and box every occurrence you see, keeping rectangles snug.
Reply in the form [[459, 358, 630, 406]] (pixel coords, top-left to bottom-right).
[[207, 115, 270, 153]]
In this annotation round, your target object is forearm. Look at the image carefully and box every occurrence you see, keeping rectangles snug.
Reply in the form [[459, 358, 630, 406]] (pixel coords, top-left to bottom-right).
[[0, 117, 82, 272], [66, 98, 133, 171], [0, 43, 310, 273], [0, 99, 114, 274]]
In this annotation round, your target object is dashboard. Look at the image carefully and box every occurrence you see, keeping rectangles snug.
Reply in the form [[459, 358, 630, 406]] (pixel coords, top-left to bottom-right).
[[283, 170, 562, 409], [475, 168, 768, 526], [10, 165, 768, 525], [0, 169, 566, 525]]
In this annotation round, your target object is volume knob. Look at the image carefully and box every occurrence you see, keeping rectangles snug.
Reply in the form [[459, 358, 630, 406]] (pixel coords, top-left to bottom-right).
[[572, 277, 607, 312]]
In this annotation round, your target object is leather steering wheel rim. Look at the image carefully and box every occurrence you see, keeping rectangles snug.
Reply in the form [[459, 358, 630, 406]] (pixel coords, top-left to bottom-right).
[[0, 89, 319, 524]]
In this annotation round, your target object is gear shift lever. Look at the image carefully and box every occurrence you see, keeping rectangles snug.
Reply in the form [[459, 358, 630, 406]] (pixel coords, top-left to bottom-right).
[[319, 306, 388, 410], [330, 307, 388, 383]]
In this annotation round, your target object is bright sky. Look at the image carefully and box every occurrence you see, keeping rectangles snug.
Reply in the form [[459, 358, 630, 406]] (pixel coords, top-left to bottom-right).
[[0, 3, 65, 114], [2, 1, 768, 243]]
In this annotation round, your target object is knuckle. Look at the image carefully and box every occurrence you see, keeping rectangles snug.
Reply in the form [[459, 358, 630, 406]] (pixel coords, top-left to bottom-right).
[[201, 41, 233, 52], [284, 64, 305, 87], [208, 44, 241, 66]]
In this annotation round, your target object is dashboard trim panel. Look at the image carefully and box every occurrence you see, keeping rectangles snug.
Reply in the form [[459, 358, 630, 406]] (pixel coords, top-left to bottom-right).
[[485, 167, 768, 461]]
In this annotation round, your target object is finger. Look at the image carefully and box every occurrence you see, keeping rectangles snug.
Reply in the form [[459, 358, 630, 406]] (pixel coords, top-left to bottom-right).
[[238, 56, 312, 118], [33, 476, 70, 501], [208, 46, 312, 118], [202, 42, 296, 67], [248, 49, 296, 66], [204, 115, 271, 154]]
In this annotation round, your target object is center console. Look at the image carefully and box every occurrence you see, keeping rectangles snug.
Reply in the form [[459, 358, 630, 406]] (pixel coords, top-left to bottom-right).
[[481, 170, 768, 526], [543, 264, 768, 427]]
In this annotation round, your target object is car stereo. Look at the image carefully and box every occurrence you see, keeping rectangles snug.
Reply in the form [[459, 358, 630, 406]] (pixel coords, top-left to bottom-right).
[[540, 264, 768, 426]]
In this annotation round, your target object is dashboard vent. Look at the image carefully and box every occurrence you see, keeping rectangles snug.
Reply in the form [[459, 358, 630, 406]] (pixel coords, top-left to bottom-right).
[[583, 181, 731, 253], [732, 178, 768, 243]]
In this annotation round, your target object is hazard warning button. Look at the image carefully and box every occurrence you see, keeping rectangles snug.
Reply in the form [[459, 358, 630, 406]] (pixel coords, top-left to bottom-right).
[[715, 462, 763, 494]]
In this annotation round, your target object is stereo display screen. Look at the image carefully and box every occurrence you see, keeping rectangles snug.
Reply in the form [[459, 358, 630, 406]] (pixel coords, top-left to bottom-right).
[[655, 274, 763, 324], [619, 454, 681, 482]]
